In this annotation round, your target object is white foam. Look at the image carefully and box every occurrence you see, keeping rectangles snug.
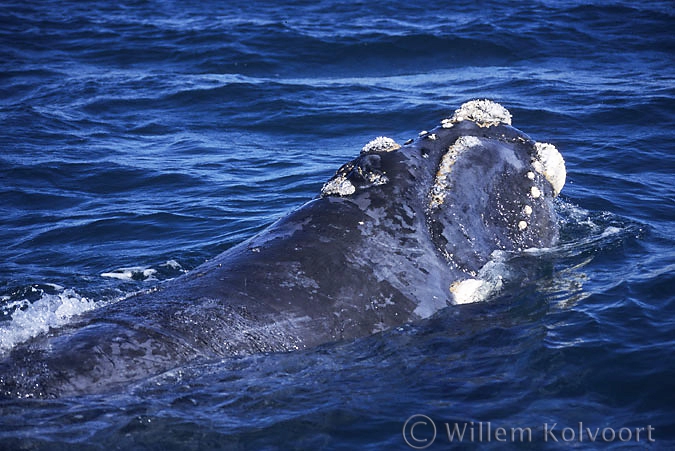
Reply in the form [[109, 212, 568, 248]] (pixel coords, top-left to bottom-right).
[[600, 226, 622, 238], [101, 266, 158, 281], [161, 259, 183, 270], [0, 288, 98, 355]]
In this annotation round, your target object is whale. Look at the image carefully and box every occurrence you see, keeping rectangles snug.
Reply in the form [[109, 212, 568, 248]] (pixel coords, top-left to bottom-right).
[[0, 100, 566, 397]]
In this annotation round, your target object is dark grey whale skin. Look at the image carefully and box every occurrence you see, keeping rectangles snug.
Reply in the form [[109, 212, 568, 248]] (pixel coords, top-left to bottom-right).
[[0, 118, 560, 397]]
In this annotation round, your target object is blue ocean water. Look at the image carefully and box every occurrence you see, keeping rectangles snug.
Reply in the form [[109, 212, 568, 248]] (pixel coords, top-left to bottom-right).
[[1, 0, 674, 449]]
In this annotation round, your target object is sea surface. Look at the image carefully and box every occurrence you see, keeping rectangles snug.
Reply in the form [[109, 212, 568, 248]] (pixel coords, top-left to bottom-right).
[[1, 0, 674, 449]]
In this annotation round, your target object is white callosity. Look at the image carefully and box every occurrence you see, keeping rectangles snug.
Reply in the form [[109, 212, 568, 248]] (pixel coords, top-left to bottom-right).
[[441, 99, 513, 128], [532, 142, 566, 196], [449, 253, 507, 305], [321, 174, 356, 196], [323, 136, 398, 196], [450, 279, 488, 305], [438, 99, 564, 195], [429, 136, 483, 208], [361, 136, 400, 154]]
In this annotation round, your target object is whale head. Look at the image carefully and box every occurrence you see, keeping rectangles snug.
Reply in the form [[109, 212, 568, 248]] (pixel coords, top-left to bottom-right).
[[320, 100, 566, 284]]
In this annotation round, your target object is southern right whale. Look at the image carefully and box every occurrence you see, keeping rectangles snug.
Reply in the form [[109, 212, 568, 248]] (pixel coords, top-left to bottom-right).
[[0, 100, 566, 397]]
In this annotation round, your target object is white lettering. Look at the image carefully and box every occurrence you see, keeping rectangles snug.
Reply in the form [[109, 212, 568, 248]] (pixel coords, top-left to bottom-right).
[[445, 423, 467, 442], [602, 427, 615, 442], [544, 423, 558, 442], [635, 427, 644, 441], [561, 427, 575, 442], [585, 426, 600, 442], [618, 428, 632, 442], [511, 427, 532, 442]]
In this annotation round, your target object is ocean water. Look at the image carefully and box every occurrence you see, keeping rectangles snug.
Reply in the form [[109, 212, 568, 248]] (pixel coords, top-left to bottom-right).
[[1, 0, 674, 449]]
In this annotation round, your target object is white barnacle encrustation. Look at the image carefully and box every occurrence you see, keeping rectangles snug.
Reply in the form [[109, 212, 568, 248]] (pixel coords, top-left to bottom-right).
[[429, 136, 482, 208], [361, 136, 400, 154], [530, 186, 541, 199], [523, 205, 533, 216], [321, 174, 356, 196], [450, 279, 488, 305], [532, 142, 566, 196], [448, 252, 507, 305], [527, 171, 535, 180], [518, 220, 528, 231], [363, 170, 388, 186], [441, 99, 513, 128]]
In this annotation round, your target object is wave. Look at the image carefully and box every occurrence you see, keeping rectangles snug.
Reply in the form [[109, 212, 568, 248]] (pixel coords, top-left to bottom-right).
[[0, 288, 98, 356], [0, 259, 188, 356]]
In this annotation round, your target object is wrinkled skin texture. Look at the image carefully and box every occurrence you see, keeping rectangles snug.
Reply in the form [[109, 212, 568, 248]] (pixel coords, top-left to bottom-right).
[[0, 116, 561, 397]]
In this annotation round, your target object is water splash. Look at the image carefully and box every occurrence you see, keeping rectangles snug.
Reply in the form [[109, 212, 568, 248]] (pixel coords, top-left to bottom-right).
[[0, 288, 99, 355]]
